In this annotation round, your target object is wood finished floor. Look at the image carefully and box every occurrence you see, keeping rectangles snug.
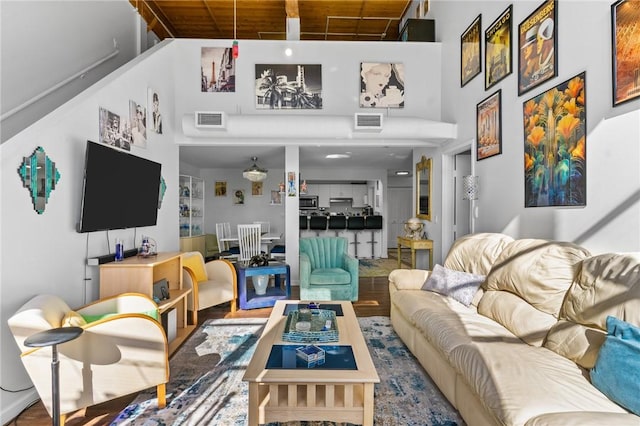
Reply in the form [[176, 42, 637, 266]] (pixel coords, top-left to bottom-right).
[[8, 274, 393, 426]]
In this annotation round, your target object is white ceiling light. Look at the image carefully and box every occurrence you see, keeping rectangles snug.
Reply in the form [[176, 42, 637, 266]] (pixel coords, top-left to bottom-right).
[[326, 153, 351, 159], [395, 170, 410, 176], [243, 156, 268, 182]]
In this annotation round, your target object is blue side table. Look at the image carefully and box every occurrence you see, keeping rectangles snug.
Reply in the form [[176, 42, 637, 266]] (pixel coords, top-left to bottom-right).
[[235, 262, 291, 310]]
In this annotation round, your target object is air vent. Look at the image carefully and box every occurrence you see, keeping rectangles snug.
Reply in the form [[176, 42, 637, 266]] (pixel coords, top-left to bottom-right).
[[195, 111, 226, 129], [354, 113, 383, 130]]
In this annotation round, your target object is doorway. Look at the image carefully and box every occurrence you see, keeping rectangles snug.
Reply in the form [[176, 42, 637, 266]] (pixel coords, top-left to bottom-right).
[[387, 187, 412, 250], [441, 140, 473, 257]]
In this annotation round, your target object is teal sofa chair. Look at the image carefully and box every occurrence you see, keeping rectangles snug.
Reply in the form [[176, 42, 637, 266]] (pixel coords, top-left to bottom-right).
[[299, 236, 359, 301]]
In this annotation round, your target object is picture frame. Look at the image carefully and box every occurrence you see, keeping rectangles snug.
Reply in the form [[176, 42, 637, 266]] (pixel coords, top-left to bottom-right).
[[251, 181, 263, 196], [201, 47, 235, 92], [255, 64, 322, 109], [523, 72, 586, 207], [233, 189, 245, 205], [287, 171, 297, 197], [270, 190, 282, 205], [461, 15, 482, 87], [485, 5, 513, 90], [611, 0, 640, 106], [518, 0, 557, 96], [476, 89, 502, 161], [215, 181, 227, 196], [360, 62, 405, 108]]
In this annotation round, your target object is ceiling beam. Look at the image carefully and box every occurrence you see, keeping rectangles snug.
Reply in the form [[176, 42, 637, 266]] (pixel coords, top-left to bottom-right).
[[285, 0, 299, 18], [202, 0, 223, 36]]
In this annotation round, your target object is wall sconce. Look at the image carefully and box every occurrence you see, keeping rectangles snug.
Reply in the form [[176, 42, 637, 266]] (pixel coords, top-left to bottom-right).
[[18, 146, 60, 214]]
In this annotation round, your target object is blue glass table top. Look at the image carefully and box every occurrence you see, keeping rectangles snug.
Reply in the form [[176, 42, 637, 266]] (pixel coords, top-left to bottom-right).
[[266, 345, 356, 370]]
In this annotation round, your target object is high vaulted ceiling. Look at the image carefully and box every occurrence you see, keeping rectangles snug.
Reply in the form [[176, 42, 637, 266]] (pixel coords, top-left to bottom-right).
[[131, 0, 413, 41]]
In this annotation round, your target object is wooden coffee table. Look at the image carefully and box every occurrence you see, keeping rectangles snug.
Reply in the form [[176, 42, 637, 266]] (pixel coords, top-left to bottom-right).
[[243, 300, 380, 425]]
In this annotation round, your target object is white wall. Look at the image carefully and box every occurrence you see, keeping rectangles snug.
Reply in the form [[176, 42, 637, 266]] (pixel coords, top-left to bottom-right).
[[0, 39, 178, 422], [0, 1, 142, 143], [429, 0, 640, 255]]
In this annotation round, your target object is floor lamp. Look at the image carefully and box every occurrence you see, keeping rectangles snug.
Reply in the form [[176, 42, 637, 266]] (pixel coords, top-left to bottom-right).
[[462, 175, 478, 234]]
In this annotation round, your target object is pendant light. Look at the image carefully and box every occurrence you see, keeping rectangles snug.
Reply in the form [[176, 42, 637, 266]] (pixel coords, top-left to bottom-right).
[[243, 157, 268, 182], [232, 0, 239, 59]]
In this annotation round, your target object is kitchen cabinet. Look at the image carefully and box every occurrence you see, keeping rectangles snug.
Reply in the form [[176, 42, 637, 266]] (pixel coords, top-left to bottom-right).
[[318, 185, 331, 207], [352, 184, 367, 207]]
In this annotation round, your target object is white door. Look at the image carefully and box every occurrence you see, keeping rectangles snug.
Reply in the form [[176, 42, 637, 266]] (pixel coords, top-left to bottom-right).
[[454, 153, 472, 240], [387, 187, 413, 248]]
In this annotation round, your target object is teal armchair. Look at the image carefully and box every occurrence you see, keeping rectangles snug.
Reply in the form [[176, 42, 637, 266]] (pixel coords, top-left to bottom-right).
[[299, 237, 359, 301]]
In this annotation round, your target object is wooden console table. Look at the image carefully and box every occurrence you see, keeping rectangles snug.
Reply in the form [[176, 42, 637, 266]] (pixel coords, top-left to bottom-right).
[[397, 236, 434, 270], [99, 252, 195, 355]]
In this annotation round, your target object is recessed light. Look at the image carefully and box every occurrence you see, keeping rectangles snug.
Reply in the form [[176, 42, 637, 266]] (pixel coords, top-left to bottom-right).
[[326, 154, 351, 159], [285, 48, 292, 56], [395, 171, 410, 176]]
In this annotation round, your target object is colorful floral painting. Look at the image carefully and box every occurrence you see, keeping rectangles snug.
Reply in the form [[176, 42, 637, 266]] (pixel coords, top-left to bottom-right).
[[523, 72, 586, 207]]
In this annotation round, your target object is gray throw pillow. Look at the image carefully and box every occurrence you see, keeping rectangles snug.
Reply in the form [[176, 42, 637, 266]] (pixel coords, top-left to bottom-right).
[[421, 264, 486, 306]]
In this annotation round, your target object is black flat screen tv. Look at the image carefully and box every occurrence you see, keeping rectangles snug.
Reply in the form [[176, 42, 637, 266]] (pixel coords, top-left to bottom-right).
[[78, 141, 162, 233]]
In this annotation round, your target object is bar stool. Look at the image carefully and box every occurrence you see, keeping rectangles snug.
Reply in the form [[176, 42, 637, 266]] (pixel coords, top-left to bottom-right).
[[328, 215, 347, 237], [309, 215, 327, 236], [347, 216, 365, 258], [364, 215, 383, 259], [299, 215, 308, 233]]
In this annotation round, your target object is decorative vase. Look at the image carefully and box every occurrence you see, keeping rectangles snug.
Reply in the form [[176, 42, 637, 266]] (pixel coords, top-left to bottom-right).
[[253, 275, 269, 295]]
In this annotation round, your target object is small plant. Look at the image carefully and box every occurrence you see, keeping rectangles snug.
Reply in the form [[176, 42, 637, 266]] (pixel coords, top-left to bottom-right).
[[249, 253, 269, 267]]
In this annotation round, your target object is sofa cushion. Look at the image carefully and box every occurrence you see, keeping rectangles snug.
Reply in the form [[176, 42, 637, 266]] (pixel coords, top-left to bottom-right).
[[422, 264, 485, 306], [478, 290, 559, 347], [545, 252, 640, 367], [485, 239, 591, 317], [443, 232, 514, 276], [590, 316, 640, 416], [449, 340, 629, 426], [310, 268, 351, 285]]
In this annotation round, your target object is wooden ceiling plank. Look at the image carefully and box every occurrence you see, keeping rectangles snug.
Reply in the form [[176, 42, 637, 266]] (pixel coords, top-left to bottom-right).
[[201, 0, 224, 36]]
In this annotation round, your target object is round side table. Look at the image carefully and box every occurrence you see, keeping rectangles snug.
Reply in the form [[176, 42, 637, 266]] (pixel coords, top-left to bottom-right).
[[24, 326, 83, 426]]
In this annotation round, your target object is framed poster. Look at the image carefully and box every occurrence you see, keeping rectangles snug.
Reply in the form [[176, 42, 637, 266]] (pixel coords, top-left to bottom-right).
[[518, 0, 557, 95], [215, 181, 227, 196], [461, 15, 482, 87], [360, 62, 405, 108], [233, 189, 245, 205], [251, 181, 263, 196], [485, 5, 513, 90], [201, 47, 235, 92], [476, 90, 502, 161], [523, 72, 586, 207], [611, 0, 640, 106], [255, 64, 322, 109], [270, 190, 282, 205]]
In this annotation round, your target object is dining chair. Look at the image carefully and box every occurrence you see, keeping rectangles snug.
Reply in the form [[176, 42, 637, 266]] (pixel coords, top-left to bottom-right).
[[253, 221, 270, 234], [215, 223, 239, 260], [237, 224, 263, 262]]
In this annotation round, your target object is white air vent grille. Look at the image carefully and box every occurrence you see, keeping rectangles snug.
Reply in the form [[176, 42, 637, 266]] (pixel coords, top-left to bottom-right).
[[195, 111, 226, 129], [354, 113, 383, 130]]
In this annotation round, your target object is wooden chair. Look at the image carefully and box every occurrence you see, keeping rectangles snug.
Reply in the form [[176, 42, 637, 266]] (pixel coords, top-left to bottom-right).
[[237, 224, 263, 262], [182, 251, 237, 322], [8, 293, 169, 425], [215, 222, 239, 260]]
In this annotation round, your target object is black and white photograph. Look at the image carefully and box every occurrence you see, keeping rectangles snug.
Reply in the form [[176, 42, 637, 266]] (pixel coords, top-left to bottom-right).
[[201, 47, 236, 92], [147, 88, 163, 134], [129, 100, 147, 148], [360, 62, 405, 108], [255, 64, 322, 109], [98, 107, 131, 151]]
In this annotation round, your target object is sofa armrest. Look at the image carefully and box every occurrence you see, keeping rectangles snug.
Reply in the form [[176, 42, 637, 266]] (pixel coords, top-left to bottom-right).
[[77, 293, 158, 318], [342, 253, 359, 277], [525, 412, 640, 426], [388, 269, 430, 290], [299, 253, 311, 288]]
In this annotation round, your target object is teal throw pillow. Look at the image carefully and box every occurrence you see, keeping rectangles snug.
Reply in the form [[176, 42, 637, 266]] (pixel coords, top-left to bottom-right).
[[590, 316, 640, 415]]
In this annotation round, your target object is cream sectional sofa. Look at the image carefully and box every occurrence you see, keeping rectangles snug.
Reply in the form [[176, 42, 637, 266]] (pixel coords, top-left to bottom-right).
[[389, 233, 640, 426]]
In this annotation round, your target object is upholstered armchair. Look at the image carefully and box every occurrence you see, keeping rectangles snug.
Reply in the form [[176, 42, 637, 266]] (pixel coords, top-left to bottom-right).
[[7, 293, 169, 425], [181, 251, 237, 322], [299, 236, 359, 301]]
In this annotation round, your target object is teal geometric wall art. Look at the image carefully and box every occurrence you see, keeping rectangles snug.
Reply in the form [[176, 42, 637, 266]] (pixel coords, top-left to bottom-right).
[[17, 146, 60, 214], [158, 175, 167, 209]]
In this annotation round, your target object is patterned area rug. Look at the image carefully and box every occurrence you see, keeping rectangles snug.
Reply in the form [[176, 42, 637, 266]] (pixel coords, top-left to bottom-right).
[[111, 317, 464, 426]]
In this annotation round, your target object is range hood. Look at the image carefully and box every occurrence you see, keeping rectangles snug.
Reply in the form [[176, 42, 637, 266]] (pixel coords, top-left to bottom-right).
[[329, 198, 353, 204]]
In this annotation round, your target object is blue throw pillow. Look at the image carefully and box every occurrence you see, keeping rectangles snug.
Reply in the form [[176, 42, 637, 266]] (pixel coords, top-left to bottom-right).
[[590, 316, 640, 415]]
